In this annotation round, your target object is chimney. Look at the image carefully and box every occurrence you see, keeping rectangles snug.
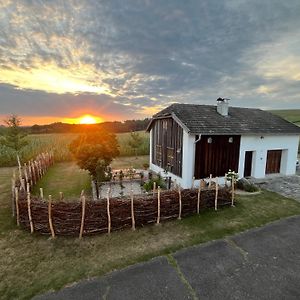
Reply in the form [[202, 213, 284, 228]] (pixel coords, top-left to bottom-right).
[[216, 97, 229, 116]]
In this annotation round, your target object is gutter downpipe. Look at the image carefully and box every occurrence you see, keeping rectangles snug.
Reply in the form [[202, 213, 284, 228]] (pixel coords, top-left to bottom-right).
[[194, 134, 201, 144]]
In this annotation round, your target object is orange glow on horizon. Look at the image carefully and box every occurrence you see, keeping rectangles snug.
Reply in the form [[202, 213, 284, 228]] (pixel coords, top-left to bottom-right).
[[63, 114, 103, 124]]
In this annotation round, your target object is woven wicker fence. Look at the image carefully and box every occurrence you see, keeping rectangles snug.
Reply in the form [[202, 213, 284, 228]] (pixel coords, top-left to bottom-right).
[[15, 187, 232, 237]]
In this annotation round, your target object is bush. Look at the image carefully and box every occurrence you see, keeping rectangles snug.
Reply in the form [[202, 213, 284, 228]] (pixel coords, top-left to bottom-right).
[[143, 177, 166, 192], [236, 178, 259, 193]]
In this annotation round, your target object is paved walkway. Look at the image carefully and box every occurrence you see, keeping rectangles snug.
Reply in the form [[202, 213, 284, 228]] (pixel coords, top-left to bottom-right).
[[250, 175, 300, 202], [35, 216, 300, 300]]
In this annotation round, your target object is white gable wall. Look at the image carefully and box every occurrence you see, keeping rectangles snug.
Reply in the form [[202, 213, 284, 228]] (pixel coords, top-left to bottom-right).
[[238, 135, 299, 178]]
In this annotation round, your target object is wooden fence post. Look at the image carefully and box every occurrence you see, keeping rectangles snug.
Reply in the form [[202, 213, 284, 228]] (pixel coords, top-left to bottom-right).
[[40, 188, 44, 200], [231, 177, 235, 207], [11, 177, 16, 217], [79, 195, 86, 239], [48, 195, 55, 238], [215, 177, 218, 211], [178, 185, 182, 220], [130, 189, 135, 230], [153, 181, 157, 194], [27, 191, 34, 233], [15, 187, 19, 226], [107, 190, 111, 234], [197, 185, 201, 214], [156, 186, 161, 224]]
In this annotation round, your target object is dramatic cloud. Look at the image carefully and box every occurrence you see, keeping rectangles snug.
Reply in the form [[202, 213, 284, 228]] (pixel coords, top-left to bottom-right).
[[0, 0, 299, 124]]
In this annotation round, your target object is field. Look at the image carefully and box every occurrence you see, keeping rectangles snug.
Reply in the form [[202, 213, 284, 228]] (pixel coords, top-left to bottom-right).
[[0, 131, 150, 167], [1, 163, 300, 299], [269, 109, 300, 125]]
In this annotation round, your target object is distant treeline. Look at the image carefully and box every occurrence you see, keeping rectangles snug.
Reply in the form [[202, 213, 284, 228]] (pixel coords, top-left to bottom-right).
[[15, 118, 151, 134]]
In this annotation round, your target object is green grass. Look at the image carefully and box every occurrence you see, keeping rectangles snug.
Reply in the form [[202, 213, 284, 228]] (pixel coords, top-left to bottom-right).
[[31, 157, 149, 200], [32, 162, 92, 200], [1, 164, 300, 299], [269, 109, 300, 125], [0, 131, 150, 167]]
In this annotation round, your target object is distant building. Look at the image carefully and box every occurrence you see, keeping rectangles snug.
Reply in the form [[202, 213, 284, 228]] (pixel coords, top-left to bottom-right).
[[146, 99, 300, 188]]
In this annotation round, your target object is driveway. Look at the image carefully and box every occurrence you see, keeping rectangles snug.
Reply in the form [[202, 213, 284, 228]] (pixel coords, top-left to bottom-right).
[[250, 175, 300, 202], [35, 215, 300, 300]]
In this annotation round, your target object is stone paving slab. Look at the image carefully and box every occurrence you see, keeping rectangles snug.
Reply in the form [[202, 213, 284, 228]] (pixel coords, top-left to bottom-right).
[[250, 175, 300, 201], [34, 257, 192, 300], [175, 216, 300, 300], [34, 216, 300, 300]]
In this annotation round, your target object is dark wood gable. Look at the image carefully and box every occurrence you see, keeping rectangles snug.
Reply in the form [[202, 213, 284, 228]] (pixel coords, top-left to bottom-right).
[[152, 118, 183, 177], [194, 135, 241, 179]]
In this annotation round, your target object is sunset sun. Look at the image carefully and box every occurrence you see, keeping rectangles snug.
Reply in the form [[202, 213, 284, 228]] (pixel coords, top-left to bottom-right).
[[78, 115, 101, 124]]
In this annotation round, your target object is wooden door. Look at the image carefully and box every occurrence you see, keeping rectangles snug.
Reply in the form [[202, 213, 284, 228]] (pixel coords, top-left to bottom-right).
[[266, 150, 282, 174], [244, 151, 253, 177]]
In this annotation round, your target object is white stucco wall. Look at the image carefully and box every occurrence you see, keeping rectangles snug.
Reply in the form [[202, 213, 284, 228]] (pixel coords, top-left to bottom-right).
[[238, 135, 299, 178], [150, 128, 300, 187]]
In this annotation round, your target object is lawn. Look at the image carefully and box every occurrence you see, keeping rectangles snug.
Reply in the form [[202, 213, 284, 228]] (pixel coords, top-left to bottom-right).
[[31, 156, 149, 200], [1, 164, 300, 299]]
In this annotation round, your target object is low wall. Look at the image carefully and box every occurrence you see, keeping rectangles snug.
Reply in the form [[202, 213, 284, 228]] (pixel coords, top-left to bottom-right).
[[17, 188, 232, 236]]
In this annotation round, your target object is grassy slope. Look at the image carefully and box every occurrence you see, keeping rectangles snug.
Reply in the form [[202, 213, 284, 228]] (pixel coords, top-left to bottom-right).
[[269, 109, 300, 125], [1, 165, 300, 299]]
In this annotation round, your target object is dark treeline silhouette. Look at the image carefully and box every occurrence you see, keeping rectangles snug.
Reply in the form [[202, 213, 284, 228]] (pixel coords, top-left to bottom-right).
[[22, 118, 150, 134]]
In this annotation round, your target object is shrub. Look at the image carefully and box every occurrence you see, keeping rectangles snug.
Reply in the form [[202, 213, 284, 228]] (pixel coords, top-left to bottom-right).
[[143, 177, 166, 192]]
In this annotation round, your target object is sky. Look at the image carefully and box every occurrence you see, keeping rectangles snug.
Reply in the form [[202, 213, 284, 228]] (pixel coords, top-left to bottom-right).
[[0, 0, 300, 125]]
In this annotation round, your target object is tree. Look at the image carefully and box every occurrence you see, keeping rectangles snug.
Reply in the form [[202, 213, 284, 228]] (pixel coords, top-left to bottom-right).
[[69, 130, 119, 197], [128, 131, 143, 159], [0, 115, 28, 152]]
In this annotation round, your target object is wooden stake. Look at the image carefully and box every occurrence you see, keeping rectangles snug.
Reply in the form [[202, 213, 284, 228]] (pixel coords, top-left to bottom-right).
[[48, 195, 55, 238], [153, 181, 157, 194], [40, 188, 44, 200], [21, 179, 25, 191], [59, 192, 64, 201], [11, 178, 16, 217], [215, 177, 219, 211], [15, 187, 19, 226], [107, 190, 111, 234], [231, 177, 235, 207], [130, 189, 135, 230], [156, 186, 161, 224], [79, 195, 86, 239], [27, 191, 34, 233], [178, 185, 182, 220], [197, 185, 201, 214], [26, 182, 30, 193], [209, 174, 212, 189], [24, 163, 28, 184]]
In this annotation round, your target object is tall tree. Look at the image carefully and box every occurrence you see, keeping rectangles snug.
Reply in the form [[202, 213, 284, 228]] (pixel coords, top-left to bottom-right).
[[69, 130, 119, 197], [0, 115, 28, 152], [128, 131, 143, 159]]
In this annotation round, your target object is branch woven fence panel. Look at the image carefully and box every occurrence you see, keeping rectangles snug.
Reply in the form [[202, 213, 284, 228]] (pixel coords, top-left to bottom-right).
[[16, 188, 231, 236]]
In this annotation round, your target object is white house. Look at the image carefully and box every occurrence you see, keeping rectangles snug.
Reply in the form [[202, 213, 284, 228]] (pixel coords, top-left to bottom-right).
[[146, 99, 300, 188]]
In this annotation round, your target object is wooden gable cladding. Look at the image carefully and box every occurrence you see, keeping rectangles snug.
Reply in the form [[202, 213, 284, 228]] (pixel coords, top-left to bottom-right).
[[152, 118, 183, 177], [194, 135, 241, 179]]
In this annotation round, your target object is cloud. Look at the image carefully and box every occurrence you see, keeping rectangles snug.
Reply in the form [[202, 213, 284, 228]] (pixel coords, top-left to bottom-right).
[[0, 0, 300, 124]]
